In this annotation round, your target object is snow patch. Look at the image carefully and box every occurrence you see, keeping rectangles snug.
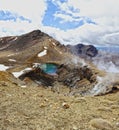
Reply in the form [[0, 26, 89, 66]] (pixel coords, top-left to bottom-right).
[[0, 64, 10, 71], [13, 37, 18, 41], [20, 85, 27, 88], [8, 53, 18, 57], [8, 59, 16, 62], [12, 71, 24, 78], [33, 63, 41, 68], [12, 68, 32, 78], [8, 54, 14, 57], [52, 42, 56, 46], [38, 50, 47, 57], [44, 46, 48, 49]]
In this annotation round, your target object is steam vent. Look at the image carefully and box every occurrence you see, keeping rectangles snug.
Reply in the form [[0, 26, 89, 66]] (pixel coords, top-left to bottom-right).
[[0, 0, 119, 129], [0, 30, 118, 96], [0, 30, 119, 130]]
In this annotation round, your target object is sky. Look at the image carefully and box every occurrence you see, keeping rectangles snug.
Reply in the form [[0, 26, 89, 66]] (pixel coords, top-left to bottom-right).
[[0, 0, 119, 46]]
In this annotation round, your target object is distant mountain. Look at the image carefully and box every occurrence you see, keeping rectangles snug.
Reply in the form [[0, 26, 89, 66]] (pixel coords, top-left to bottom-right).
[[0, 30, 99, 68], [67, 44, 98, 58], [0, 30, 118, 96]]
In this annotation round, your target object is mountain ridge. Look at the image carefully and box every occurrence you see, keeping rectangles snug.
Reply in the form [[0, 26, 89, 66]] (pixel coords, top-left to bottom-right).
[[0, 30, 119, 130], [0, 30, 118, 96]]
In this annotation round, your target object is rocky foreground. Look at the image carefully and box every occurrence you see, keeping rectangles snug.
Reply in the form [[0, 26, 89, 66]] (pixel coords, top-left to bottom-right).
[[0, 30, 119, 130], [0, 73, 119, 130]]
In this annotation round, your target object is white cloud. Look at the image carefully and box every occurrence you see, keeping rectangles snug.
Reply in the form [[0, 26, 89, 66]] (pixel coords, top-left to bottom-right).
[[47, 0, 119, 46], [0, 0, 47, 36], [42, 23, 119, 46], [0, 20, 39, 36], [54, 13, 76, 23], [0, 0, 47, 24], [53, 0, 119, 27], [53, 0, 81, 23], [54, 0, 119, 23], [0, 0, 119, 46]]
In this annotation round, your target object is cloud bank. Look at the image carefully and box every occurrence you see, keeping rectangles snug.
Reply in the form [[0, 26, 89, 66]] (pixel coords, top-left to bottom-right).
[[0, 0, 47, 36], [0, 0, 119, 46]]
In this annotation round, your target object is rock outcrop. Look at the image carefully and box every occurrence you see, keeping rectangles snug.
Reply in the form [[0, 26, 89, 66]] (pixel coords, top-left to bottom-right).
[[19, 67, 56, 86], [0, 29, 67, 65], [18, 63, 97, 95], [67, 44, 98, 57], [0, 30, 118, 96], [0, 30, 48, 51], [17, 61, 119, 96], [56, 64, 97, 95]]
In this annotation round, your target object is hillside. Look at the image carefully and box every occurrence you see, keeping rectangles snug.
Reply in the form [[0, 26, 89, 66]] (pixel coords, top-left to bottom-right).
[[0, 30, 67, 65], [0, 30, 119, 130], [0, 78, 119, 130]]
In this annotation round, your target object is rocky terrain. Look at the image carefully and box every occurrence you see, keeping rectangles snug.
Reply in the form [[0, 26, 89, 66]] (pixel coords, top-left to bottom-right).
[[67, 43, 98, 58], [0, 76, 119, 130], [0, 30, 119, 130]]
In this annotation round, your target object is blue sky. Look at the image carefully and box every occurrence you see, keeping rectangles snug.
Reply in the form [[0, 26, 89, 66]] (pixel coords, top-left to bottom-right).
[[42, 1, 95, 30], [0, 0, 119, 46], [0, 10, 31, 22]]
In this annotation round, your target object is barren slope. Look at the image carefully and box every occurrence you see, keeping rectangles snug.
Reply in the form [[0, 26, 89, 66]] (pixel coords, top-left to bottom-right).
[[0, 30, 119, 130], [0, 77, 119, 130]]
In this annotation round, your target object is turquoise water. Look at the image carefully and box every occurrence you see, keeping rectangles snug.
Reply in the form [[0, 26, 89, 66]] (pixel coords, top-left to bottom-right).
[[40, 63, 58, 75]]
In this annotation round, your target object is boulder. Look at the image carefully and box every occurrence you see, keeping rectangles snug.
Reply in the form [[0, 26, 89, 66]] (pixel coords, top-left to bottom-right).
[[57, 64, 97, 95], [90, 118, 113, 130]]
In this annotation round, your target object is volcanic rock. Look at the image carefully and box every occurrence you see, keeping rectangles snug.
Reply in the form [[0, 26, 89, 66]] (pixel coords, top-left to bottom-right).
[[90, 118, 113, 130], [0, 30, 118, 96], [19, 67, 56, 86], [56, 64, 97, 95], [0, 30, 67, 65], [18, 63, 97, 96], [67, 43, 98, 57]]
